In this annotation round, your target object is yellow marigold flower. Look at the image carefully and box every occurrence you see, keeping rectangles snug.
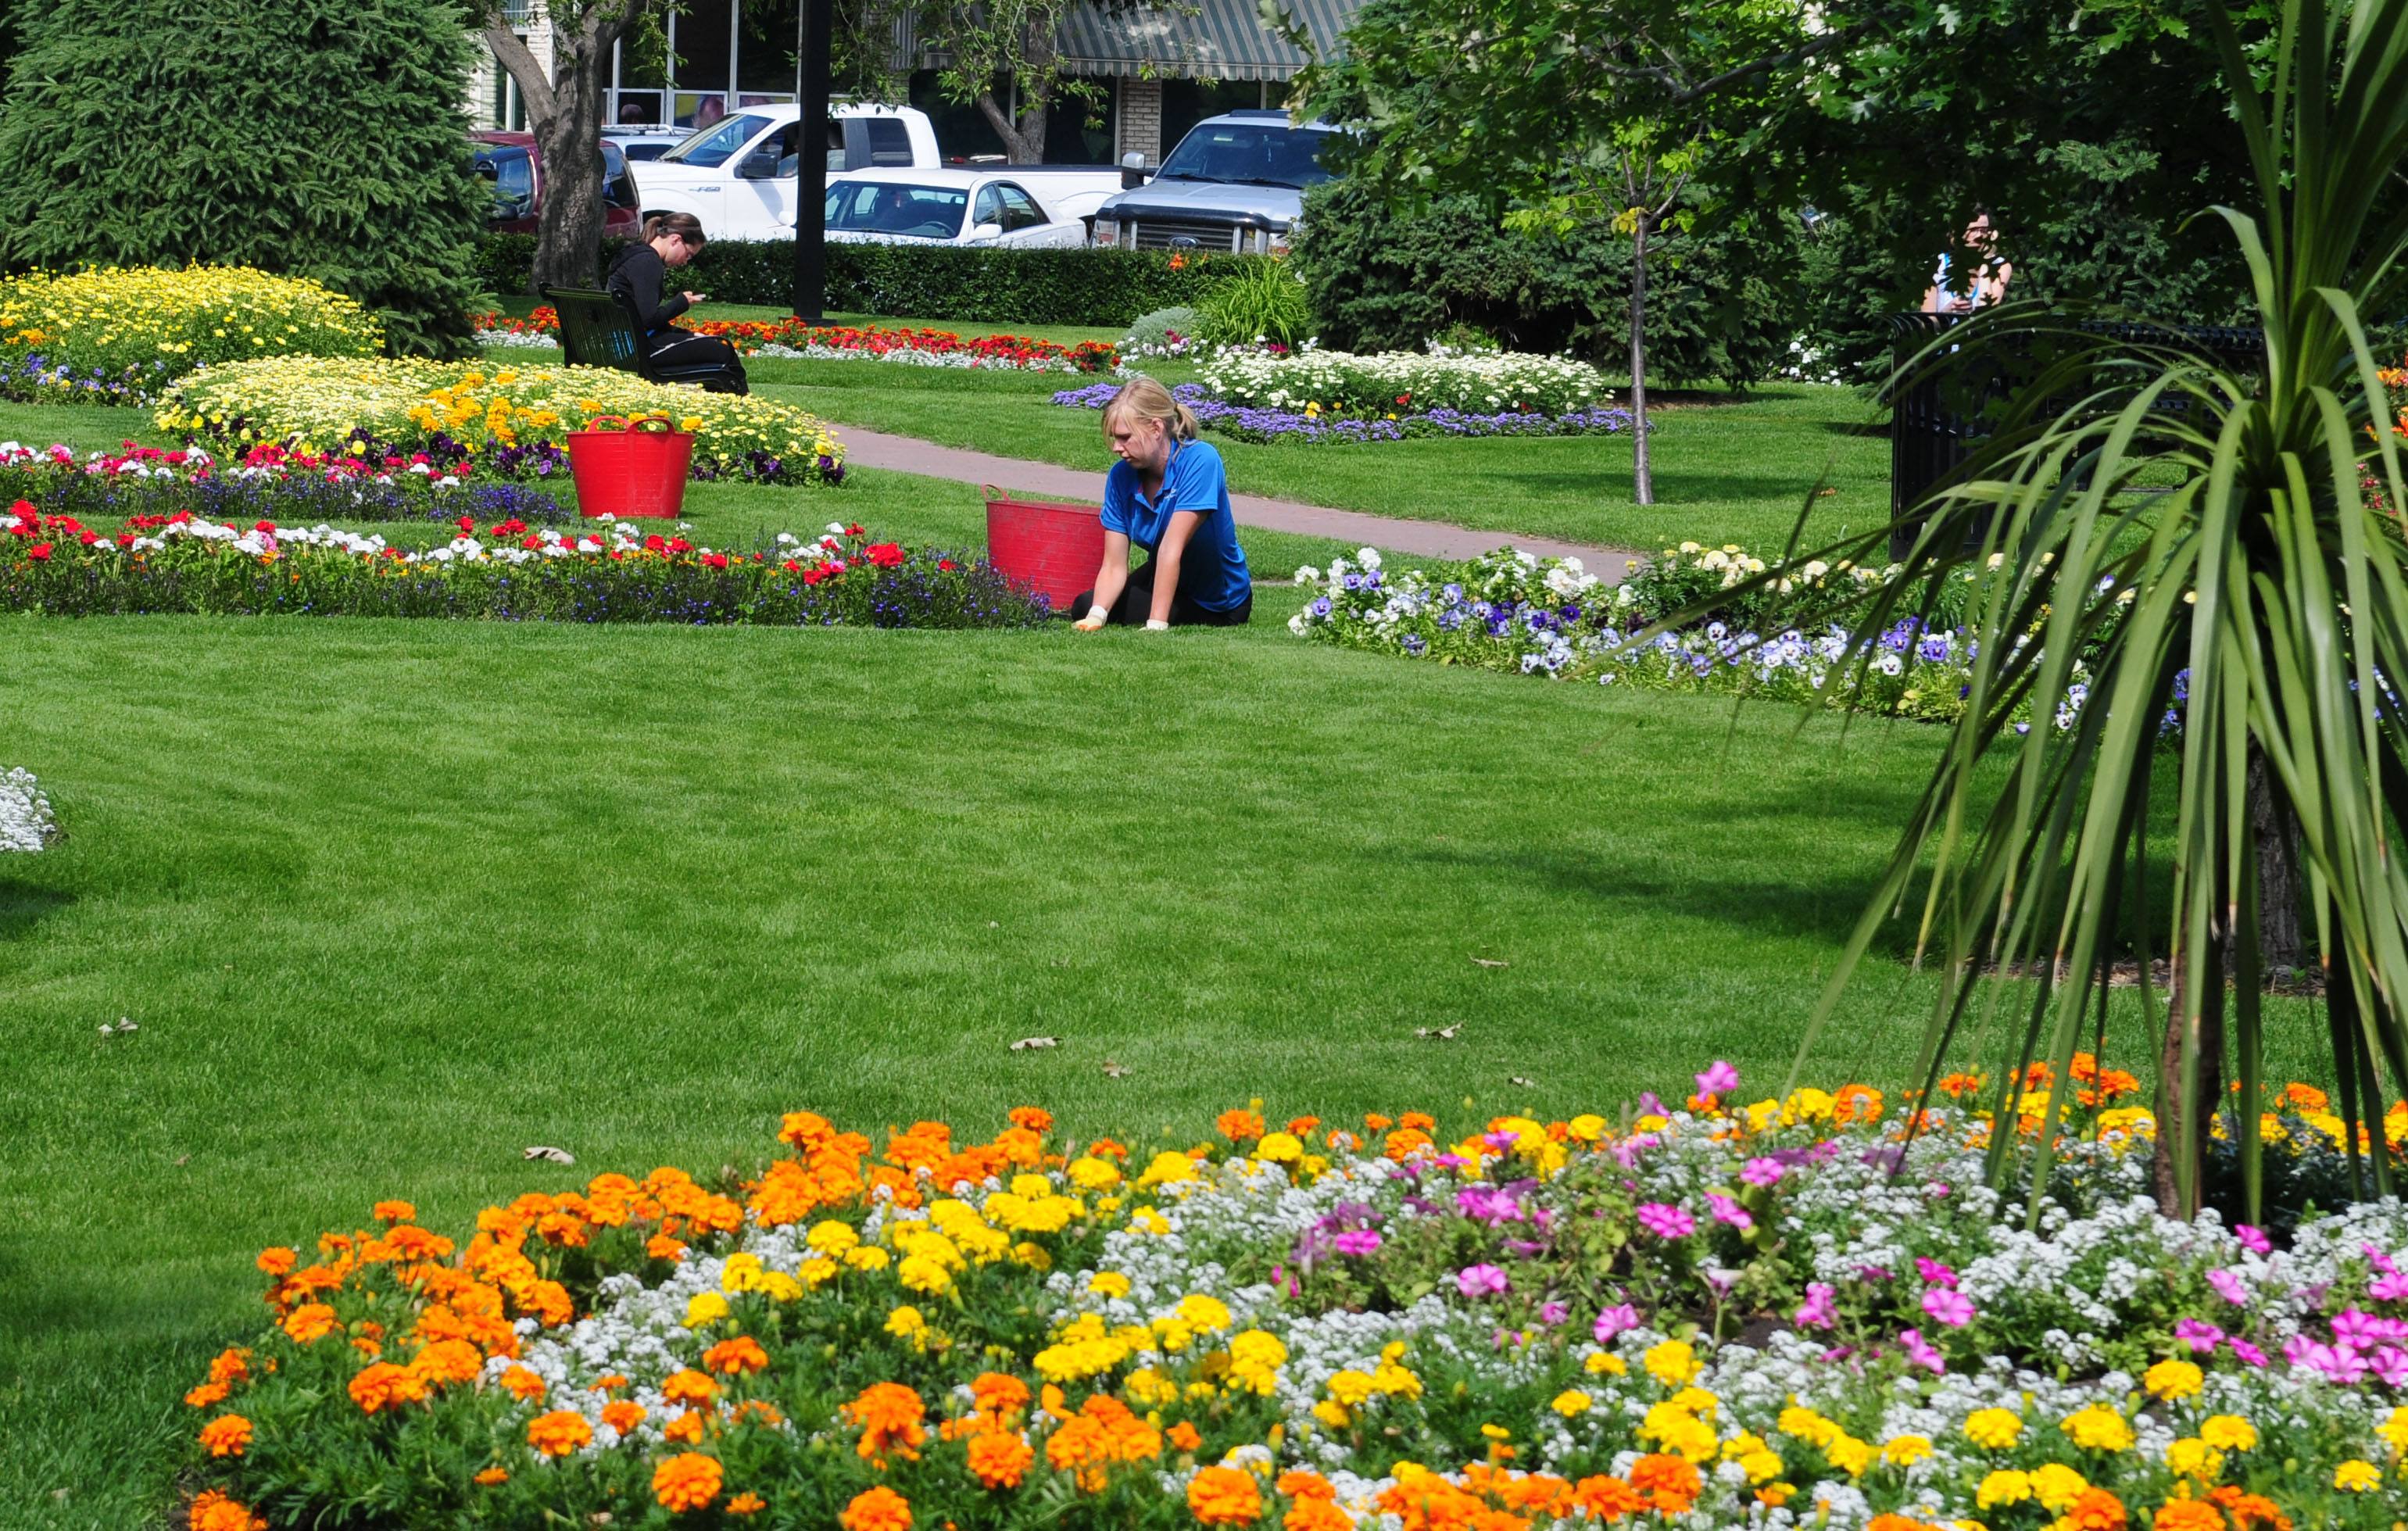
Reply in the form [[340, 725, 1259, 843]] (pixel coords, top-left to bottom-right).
[[2165, 1438, 2224, 1480], [1643, 1340, 1700, 1386], [843, 1246, 890, 1272], [1963, 1408, 2023, 1449], [885, 1305, 926, 1338], [1825, 1435, 1873, 1476], [1312, 1398, 1351, 1429], [1976, 1469, 2033, 1508], [2029, 1462, 2088, 1512], [2377, 1406, 2408, 1455], [1068, 1157, 1122, 1192], [806, 1221, 860, 1255], [1584, 1352, 1628, 1375], [2058, 1404, 2135, 1454], [1327, 1369, 1379, 1408], [1778, 1407, 1838, 1447], [1551, 1390, 1592, 1417], [682, 1293, 728, 1329], [1136, 1150, 1199, 1188], [2142, 1358, 2204, 1400], [1086, 1271, 1132, 1300], [1881, 1434, 1932, 1467], [896, 1255, 953, 1295], [1254, 1132, 1304, 1164], [2335, 1459, 2381, 1492], [1738, 1449, 1784, 1485]]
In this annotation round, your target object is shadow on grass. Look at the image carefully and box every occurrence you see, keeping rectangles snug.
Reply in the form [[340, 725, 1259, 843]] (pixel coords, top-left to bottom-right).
[[0, 878, 72, 942]]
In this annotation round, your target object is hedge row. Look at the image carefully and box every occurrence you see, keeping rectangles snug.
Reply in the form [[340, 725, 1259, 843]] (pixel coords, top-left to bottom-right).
[[474, 234, 1265, 328]]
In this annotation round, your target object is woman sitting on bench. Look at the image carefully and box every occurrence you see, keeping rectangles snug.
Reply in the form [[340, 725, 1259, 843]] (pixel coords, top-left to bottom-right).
[[606, 213, 749, 395], [1072, 377, 1252, 630]]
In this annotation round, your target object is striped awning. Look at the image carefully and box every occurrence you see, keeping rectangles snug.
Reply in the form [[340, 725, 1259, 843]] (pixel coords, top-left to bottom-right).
[[1054, 0, 1356, 81]]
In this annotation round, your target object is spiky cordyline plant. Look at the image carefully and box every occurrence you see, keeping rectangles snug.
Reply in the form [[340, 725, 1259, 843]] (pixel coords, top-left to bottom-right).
[[1772, 0, 2408, 1221]]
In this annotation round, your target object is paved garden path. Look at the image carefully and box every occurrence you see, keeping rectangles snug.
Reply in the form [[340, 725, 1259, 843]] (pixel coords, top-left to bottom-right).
[[839, 426, 1644, 579]]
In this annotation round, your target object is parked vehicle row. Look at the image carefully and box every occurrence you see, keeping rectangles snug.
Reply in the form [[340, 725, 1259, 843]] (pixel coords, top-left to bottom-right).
[[471, 105, 1345, 256]]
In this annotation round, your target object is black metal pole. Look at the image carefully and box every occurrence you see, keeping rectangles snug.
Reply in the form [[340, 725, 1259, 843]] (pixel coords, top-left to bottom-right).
[[793, 0, 834, 319]]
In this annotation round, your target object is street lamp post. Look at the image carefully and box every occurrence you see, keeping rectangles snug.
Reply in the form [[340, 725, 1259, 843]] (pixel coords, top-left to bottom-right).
[[793, 0, 834, 318]]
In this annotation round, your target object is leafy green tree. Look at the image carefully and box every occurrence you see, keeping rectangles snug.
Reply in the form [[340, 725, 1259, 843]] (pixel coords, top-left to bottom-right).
[[0, 0, 488, 357], [1780, 0, 2408, 1218]]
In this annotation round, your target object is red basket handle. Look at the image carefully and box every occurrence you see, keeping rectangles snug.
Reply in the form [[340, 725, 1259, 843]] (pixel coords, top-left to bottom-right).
[[981, 482, 1003, 502], [582, 414, 680, 435]]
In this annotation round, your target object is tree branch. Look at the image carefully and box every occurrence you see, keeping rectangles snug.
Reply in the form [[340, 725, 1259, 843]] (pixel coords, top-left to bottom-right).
[[483, 21, 558, 121], [1659, 19, 1877, 105]]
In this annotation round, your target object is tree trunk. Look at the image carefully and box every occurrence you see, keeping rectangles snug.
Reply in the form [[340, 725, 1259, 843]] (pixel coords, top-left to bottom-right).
[[2248, 749, 2308, 975], [2152, 922, 2228, 1216], [1629, 209, 1652, 506], [973, 90, 1046, 162], [484, 3, 646, 294]]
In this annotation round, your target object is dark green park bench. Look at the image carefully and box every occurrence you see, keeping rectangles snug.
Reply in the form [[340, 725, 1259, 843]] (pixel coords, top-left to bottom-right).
[[541, 286, 737, 392]]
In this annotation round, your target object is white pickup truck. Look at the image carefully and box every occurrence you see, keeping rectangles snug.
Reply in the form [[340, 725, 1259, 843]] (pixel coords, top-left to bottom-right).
[[635, 103, 943, 241]]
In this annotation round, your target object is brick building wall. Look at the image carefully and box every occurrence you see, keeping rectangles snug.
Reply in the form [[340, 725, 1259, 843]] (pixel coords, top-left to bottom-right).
[[1114, 77, 1163, 166]]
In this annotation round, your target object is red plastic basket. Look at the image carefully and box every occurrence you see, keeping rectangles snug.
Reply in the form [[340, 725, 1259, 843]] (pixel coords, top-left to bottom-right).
[[983, 484, 1106, 610], [567, 416, 695, 520]]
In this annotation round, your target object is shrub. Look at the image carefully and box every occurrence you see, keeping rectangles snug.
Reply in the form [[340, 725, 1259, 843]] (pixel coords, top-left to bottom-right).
[[1201, 348, 1612, 416], [158, 357, 846, 487], [0, 266, 385, 406], [0, 0, 488, 358], [1289, 181, 1802, 389], [474, 233, 1273, 327], [2, 516, 1050, 627], [1121, 306, 1200, 359], [1193, 259, 1313, 347]]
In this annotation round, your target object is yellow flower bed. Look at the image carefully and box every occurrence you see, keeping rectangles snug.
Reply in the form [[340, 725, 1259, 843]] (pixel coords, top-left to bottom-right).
[[158, 356, 846, 485], [0, 265, 381, 404]]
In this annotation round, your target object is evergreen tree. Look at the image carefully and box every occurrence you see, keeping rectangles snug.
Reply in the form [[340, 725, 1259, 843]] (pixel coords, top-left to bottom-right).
[[0, 0, 489, 357]]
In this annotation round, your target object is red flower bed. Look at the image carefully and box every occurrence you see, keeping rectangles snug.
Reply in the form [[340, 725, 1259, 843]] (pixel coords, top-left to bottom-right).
[[474, 309, 1116, 373]]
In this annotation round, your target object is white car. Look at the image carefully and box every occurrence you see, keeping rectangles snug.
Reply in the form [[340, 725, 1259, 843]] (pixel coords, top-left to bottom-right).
[[635, 102, 943, 241], [821, 168, 1119, 248]]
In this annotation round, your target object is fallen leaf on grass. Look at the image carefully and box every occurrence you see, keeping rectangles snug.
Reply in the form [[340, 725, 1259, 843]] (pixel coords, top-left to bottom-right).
[[1415, 1025, 1462, 1041], [1011, 1036, 1061, 1051], [523, 1145, 576, 1164], [1101, 1061, 1131, 1078], [1470, 958, 1509, 969]]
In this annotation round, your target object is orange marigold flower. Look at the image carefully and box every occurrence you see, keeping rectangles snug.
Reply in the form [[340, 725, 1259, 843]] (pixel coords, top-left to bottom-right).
[[603, 1400, 646, 1433], [347, 1362, 427, 1415], [474, 1467, 509, 1485], [2151, 1504, 2224, 1531], [409, 1338, 483, 1387], [207, 1347, 251, 1386], [1216, 1109, 1266, 1143], [780, 1111, 838, 1150], [1398, 1111, 1437, 1132], [184, 1380, 231, 1408], [1284, 1500, 1350, 1531], [1937, 1072, 1984, 1099], [2208, 1486, 2290, 1530], [188, 1490, 265, 1531], [664, 1368, 721, 1408], [528, 1408, 596, 1457], [971, 1372, 1030, 1420], [255, 1247, 298, 1278], [1363, 1114, 1394, 1132], [1383, 1129, 1433, 1162], [372, 1200, 417, 1223], [728, 1493, 766, 1516], [664, 1408, 708, 1444], [499, 1365, 548, 1403], [733, 1400, 785, 1428], [1087, 1137, 1129, 1161], [1008, 1107, 1055, 1133], [281, 1303, 339, 1343], [1628, 1454, 1701, 1515], [648, 1234, 689, 1261], [840, 1484, 914, 1531], [653, 1452, 724, 1514], [521, 1279, 574, 1326], [1866, 1517, 1945, 1531], [842, 1382, 928, 1462], [1571, 1476, 1646, 1521], [2285, 1082, 2330, 1111], [703, 1336, 770, 1375], [1286, 1116, 1321, 1137], [1189, 1465, 1265, 1525], [968, 1429, 1036, 1488], [1833, 1085, 1884, 1125], [1277, 1472, 1337, 1501], [1168, 1421, 1203, 1452], [2061, 1489, 2127, 1530], [198, 1415, 252, 1458]]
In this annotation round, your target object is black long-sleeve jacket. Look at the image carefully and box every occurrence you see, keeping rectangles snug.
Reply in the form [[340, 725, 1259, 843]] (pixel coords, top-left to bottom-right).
[[605, 244, 689, 345]]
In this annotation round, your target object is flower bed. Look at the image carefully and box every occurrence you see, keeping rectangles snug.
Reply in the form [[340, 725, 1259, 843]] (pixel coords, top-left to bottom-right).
[[0, 266, 383, 406], [474, 309, 1118, 374], [0, 441, 573, 526], [1053, 382, 1635, 447], [157, 358, 846, 487], [0, 767, 58, 852], [1201, 346, 1612, 417], [1290, 543, 2131, 733], [2, 514, 1046, 626], [174, 1064, 2408, 1531]]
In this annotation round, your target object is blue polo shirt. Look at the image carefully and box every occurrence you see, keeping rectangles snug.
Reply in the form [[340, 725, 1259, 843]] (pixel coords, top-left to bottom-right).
[[1101, 438, 1251, 613]]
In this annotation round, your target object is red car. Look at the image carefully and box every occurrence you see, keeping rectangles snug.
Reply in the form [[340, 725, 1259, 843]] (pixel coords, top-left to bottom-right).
[[471, 131, 643, 238]]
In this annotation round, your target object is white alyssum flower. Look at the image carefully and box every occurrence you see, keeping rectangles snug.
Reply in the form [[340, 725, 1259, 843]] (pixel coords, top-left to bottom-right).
[[0, 768, 59, 853]]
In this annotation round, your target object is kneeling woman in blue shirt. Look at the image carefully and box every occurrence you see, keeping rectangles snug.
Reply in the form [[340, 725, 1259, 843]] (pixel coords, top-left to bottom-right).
[[1072, 378, 1252, 630]]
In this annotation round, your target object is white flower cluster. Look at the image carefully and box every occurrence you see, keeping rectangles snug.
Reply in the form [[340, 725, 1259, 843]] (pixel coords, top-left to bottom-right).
[[0, 767, 59, 853], [94, 513, 866, 573], [1202, 347, 1610, 417]]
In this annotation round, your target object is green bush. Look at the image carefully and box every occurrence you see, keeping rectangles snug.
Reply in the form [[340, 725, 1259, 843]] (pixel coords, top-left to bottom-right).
[[1194, 259, 1314, 347], [1289, 181, 1802, 389], [481, 233, 1268, 327], [0, 0, 489, 359]]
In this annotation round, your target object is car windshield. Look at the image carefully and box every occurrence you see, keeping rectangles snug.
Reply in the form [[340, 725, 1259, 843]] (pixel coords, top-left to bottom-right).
[[1154, 123, 1335, 188], [825, 183, 968, 239], [658, 113, 772, 167]]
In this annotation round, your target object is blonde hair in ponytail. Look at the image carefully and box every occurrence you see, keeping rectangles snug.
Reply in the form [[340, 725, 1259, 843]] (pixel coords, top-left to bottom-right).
[[1100, 375, 1198, 443]]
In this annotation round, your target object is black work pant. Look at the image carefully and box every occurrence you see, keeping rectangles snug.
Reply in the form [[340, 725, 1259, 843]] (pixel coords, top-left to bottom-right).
[[1073, 554, 1252, 627], [648, 334, 750, 395]]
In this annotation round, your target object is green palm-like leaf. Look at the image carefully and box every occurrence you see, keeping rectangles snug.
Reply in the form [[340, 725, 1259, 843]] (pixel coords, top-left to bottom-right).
[[1773, 0, 2408, 1218]]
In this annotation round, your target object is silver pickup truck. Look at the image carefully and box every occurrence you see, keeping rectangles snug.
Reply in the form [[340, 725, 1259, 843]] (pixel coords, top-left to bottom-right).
[[1090, 110, 1340, 255]]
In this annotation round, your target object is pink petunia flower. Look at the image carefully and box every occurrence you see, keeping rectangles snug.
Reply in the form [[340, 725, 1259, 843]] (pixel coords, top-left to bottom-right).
[[1706, 1194, 1755, 1232], [1794, 1282, 1837, 1329], [1456, 1264, 1510, 1298], [1898, 1328, 1946, 1374], [1741, 1157, 1788, 1188], [1921, 1287, 1975, 1328], [1594, 1304, 1641, 1343], [1694, 1061, 1740, 1097], [1636, 1203, 1696, 1239]]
